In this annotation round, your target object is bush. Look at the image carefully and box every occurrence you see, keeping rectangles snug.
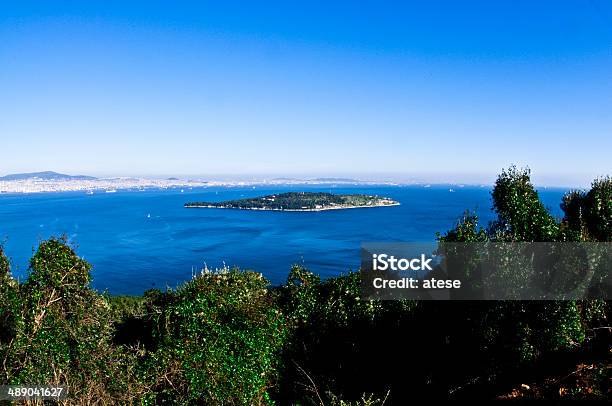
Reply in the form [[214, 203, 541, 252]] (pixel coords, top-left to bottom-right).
[[0, 238, 144, 403], [277, 267, 419, 404], [0, 246, 19, 345], [491, 166, 559, 241], [142, 267, 288, 405], [562, 177, 612, 242]]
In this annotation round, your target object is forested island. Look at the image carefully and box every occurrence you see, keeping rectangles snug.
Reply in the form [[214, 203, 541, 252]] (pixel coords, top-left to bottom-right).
[[184, 191, 400, 211]]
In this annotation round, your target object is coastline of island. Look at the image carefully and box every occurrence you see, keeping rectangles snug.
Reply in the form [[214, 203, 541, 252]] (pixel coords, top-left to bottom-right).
[[184, 192, 400, 212], [184, 202, 401, 212]]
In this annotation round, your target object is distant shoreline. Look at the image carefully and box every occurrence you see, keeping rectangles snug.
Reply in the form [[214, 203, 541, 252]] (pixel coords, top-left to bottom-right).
[[0, 177, 403, 194]]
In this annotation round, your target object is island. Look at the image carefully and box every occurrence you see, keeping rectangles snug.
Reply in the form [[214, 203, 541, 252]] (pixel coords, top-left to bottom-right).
[[184, 192, 399, 211]]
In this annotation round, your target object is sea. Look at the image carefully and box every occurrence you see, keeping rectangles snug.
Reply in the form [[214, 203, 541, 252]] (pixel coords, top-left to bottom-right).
[[0, 185, 567, 295]]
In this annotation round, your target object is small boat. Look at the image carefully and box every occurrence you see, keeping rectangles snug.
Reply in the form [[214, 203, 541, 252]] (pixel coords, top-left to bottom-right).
[[86, 190, 94, 195], [105, 189, 117, 193], [449, 188, 455, 193], [147, 213, 151, 218]]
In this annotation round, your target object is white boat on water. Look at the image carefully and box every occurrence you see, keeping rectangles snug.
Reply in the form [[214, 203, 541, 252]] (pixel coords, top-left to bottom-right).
[[86, 190, 94, 195], [105, 189, 117, 193]]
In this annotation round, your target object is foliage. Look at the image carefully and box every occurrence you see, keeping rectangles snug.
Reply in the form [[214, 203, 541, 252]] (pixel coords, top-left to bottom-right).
[[281, 265, 322, 325], [491, 166, 559, 241], [0, 246, 19, 348], [0, 237, 144, 403], [437, 211, 488, 243], [141, 267, 288, 405], [561, 176, 612, 242], [427, 166, 607, 398], [276, 267, 421, 404]]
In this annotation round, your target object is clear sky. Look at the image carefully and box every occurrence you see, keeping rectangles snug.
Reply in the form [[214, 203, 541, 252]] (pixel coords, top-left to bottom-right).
[[1, 1, 611, 186]]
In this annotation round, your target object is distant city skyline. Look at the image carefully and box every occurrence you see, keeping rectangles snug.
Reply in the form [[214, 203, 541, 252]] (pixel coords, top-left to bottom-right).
[[0, 169, 597, 189], [1, 1, 611, 187]]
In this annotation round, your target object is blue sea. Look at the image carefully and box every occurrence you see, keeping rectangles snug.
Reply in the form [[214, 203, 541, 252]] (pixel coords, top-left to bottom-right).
[[0, 185, 567, 295]]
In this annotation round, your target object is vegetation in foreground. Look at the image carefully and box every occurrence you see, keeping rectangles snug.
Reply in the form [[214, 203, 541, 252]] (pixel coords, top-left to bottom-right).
[[0, 167, 610, 404], [184, 191, 398, 211]]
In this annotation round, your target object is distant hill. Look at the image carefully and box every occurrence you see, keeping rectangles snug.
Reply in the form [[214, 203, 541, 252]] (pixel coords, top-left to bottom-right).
[[270, 177, 361, 183], [310, 177, 359, 182], [0, 171, 97, 181], [271, 177, 299, 181]]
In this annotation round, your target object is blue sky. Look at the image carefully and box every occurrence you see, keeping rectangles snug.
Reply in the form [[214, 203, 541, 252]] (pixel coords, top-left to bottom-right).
[[1, 1, 611, 185]]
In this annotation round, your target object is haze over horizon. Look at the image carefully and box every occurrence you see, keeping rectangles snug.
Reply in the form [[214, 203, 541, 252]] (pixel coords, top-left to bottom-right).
[[1, 1, 611, 186], [0, 169, 596, 188]]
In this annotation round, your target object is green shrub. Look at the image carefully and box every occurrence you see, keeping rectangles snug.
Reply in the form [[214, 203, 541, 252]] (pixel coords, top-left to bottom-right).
[[491, 166, 559, 241], [0, 246, 19, 347], [562, 177, 612, 241], [142, 267, 287, 405], [0, 238, 144, 403]]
